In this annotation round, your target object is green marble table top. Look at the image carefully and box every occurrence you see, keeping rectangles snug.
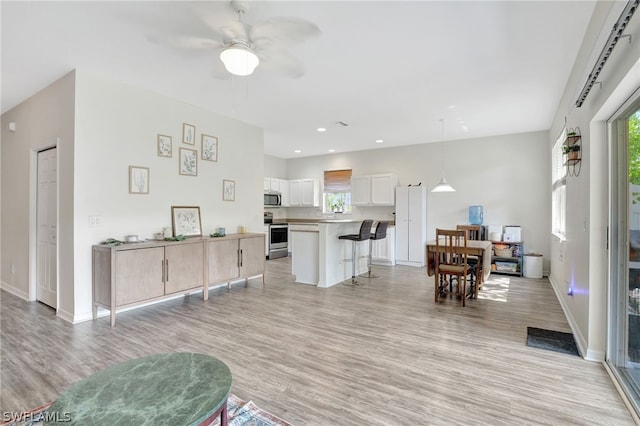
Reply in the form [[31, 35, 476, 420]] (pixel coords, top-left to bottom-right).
[[45, 352, 232, 426]]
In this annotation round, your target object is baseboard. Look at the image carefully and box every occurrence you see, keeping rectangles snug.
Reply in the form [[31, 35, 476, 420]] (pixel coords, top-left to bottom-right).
[[586, 348, 605, 362], [0, 282, 29, 300], [56, 308, 75, 324], [396, 260, 424, 267], [371, 260, 395, 266], [547, 275, 590, 360]]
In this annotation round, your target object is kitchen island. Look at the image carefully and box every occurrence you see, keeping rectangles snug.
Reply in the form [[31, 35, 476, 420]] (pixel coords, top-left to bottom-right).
[[289, 220, 374, 287]]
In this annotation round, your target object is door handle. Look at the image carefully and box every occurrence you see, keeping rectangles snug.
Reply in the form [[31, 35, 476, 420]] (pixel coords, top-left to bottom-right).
[[161, 260, 165, 282], [240, 249, 243, 267], [165, 259, 169, 282]]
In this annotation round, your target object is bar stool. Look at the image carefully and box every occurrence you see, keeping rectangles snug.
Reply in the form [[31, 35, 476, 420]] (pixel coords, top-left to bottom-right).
[[363, 221, 388, 278], [338, 220, 373, 285]]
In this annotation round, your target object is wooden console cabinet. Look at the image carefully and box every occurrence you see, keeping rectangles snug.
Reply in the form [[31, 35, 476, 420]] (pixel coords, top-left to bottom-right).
[[93, 234, 264, 326], [204, 234, 265, 298]]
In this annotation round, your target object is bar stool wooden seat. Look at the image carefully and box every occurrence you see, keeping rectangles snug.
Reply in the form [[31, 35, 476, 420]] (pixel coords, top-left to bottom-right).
[[338, 220, 373, 285]]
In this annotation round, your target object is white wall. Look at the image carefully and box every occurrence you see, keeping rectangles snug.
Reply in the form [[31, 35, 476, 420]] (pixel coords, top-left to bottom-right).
[[1, 69, 264, 323], [264, 155, 287, 178], [280, 130, 551, 266], [548, 1, 640, 360], [1, 71, 76, 320]]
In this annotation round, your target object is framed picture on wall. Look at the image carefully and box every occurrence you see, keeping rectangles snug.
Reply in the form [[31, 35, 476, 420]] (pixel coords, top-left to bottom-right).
[[179, 148, 198, 176], [129, 166, 149, 194], [157, 134, 172, 157], [201, 134, 218, 162], [223, 179, 235, 201], [182, 122, 195, 145], [171, 206, 202, 237]]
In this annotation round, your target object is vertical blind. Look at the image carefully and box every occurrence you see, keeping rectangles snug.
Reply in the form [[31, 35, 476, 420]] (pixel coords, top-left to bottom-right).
[[324, 169, 352, 193]]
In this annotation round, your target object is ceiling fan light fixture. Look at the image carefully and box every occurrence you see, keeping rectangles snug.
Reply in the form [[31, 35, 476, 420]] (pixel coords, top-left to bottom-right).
[[220, 43, 259, 76]]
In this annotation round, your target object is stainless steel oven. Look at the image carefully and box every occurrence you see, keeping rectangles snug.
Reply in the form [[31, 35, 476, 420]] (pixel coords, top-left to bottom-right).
[[268, 223, 288, 259], [264, 212, 288, 259]]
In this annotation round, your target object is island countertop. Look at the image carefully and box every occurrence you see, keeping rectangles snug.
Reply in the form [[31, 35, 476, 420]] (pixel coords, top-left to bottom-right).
[[275, 218, 395, 225]]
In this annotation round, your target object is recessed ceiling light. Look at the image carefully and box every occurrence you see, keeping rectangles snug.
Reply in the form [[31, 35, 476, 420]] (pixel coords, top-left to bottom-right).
[[448, 105, 456, 109], [376, 139, 384, 144], [317, 127, 326, 132], [294, 149, 301, 153], [328, 149, 335, 153]]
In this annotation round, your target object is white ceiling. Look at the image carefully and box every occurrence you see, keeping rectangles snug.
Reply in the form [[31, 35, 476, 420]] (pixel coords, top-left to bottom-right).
[[2, 1, 597, 159]]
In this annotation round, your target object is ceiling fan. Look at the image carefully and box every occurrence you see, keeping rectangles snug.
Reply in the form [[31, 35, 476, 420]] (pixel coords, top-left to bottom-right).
[[148, 1, 321, 78]]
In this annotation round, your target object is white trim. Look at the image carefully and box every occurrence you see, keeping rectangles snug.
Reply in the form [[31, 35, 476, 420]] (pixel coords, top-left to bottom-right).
[[548, 274, 590, 360], [0, 281, 30, 300]]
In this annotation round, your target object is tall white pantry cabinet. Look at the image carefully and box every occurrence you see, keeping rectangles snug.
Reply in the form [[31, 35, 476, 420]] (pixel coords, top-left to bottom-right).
[[395, 185, 427, 267]]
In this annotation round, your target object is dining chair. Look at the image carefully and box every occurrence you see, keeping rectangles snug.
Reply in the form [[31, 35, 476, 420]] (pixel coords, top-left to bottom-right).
[[456, 224, 482, 241], [435, 228, 475, 306], [456, 224, 483, 292]]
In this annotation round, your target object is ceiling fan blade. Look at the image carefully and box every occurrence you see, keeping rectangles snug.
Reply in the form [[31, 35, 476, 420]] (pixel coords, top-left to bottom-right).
[[219, 20, 249, 42], [257, 49, 306, 79], [250, 17, 320, 47], [146, 33, 222, 50]]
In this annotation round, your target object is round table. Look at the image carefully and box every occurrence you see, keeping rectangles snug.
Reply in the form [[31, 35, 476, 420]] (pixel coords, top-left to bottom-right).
[[45, 352, 232, 425]]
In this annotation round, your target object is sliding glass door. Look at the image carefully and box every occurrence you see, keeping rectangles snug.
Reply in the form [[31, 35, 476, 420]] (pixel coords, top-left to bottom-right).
[[610, 97, 640, 413]]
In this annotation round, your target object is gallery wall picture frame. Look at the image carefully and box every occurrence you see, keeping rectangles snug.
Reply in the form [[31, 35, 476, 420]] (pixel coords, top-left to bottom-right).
[[129, 166, 149, 194], [171, 205, 202, 237], [223, 179, 235, 201], [179, 147, 198, 176], [182, 122, 196, 145], [157, 134, 172, 157], [201, 134, 218, 162]]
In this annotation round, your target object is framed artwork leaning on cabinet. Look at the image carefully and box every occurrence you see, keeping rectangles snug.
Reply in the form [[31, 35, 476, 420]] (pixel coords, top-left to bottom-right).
[[171, 206, 202, 237]]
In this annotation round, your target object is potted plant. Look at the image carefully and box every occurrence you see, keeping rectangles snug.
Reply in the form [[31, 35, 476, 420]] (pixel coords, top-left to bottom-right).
[[563, 144, 581, 160], [332, 198, 345, 213]]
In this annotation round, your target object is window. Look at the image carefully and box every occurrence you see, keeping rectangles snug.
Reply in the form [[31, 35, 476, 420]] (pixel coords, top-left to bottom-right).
[[552, 130, 567, 239], [323, 169, 352, 214]]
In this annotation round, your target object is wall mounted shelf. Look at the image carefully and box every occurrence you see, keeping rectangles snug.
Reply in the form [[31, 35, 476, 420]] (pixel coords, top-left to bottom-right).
[[563, 127, 582, 176]]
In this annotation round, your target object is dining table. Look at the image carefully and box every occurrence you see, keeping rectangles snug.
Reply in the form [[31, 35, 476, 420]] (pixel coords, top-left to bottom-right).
[[426, 239, 492, 297]]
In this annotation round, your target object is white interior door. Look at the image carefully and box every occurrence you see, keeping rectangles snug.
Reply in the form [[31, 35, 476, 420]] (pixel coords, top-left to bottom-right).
[[36, 147, 57, 308]]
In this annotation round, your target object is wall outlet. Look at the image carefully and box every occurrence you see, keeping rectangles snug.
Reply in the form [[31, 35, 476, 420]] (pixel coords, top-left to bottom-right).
[[89, 216, 102, 227]]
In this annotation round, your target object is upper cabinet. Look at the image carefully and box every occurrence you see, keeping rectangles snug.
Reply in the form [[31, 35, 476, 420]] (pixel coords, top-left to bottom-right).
[[289, 178, 319, 207], [351, 174, 398, 206], [264, 177, 282, 192]]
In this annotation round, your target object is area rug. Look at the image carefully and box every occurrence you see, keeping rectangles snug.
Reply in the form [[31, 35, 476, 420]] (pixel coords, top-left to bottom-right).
[[526, 326, 580, 356], [0, 394, 292, 426]]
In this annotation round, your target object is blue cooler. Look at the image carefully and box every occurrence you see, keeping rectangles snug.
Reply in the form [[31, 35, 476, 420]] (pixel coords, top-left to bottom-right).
[[469, 205, 483, 225]]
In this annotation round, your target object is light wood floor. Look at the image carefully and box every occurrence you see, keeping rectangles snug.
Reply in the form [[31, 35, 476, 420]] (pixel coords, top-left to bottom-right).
[[1, 258, 635, 425]]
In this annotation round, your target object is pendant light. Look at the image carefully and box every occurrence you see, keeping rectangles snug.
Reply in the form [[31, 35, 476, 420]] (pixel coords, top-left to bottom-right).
[[431, 119, 456, 193]]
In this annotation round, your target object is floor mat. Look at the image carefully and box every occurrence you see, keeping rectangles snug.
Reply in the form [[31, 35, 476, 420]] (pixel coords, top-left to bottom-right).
[[526, 326, 579, 356]]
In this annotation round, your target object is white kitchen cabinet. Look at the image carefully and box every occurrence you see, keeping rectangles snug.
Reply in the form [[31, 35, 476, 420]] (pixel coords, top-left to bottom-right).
[[371, 225, 396, 266], [263, 178, 271, 191], [351, 174, 397, 206], [395, 185, 427, 267], [289, 178, 319, 207], [269, 178, 280, 192], [280, 180, 290, 206]]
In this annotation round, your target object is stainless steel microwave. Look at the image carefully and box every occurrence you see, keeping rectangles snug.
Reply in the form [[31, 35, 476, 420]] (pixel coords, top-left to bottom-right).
[[264, 191, 282, 207]]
